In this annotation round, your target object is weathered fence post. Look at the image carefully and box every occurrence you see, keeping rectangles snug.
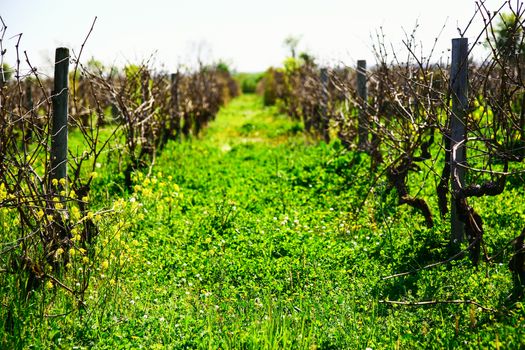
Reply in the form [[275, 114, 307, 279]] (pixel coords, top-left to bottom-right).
[[450, 38, 468, 245], [0, 64, 6, 88], [0, 65, 5, 109], [320, 67, 330, 143], [25, 81, 33, 112], [357, 60, 368, 150], [23, 81, 34, 151], [170, 72, 181, 142], [51, 47, 69, 191]]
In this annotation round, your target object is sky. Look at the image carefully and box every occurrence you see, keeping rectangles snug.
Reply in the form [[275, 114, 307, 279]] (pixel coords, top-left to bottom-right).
[[0, 0, 511, 75]]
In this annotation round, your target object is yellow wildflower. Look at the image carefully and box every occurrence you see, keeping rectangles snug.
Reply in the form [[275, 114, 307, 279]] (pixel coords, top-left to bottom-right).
[[71, 206, 81, 221], [0, 183, 7, 201], [45, 280, 54, 289]]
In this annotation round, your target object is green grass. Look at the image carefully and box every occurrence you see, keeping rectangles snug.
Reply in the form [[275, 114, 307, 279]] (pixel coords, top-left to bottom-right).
[[233, 72, 264, 94], [2, 94, 525, 349]]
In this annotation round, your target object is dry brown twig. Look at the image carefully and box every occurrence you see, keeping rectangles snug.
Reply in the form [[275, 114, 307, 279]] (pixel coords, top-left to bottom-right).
[[379, 299, 501, 314]]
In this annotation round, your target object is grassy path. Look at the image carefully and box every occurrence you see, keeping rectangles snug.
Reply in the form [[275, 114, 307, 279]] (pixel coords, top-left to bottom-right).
[[93, 94, 384, 348], [41, 94, 524, 349]]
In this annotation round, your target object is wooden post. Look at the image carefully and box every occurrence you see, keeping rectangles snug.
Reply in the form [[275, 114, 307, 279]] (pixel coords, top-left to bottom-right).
[[170, 72, 181, 141], [320, 67, 330, 143], [357, 60, 368, 150], [51, 47, 69, 191], [23, 81, 34, 151], [0, 64, 6, 88], [450, 38, 468, 244], [0, 65, 5, 109], [25, 81, 33, 111]]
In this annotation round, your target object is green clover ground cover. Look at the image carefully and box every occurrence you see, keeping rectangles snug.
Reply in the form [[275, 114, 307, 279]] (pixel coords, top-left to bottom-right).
[[8, 94, 525, 349]]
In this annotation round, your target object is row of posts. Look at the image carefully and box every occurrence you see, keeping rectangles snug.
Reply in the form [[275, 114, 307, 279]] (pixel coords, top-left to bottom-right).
[[49, 38, 468, 242], [320, 38, 468, 244]]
